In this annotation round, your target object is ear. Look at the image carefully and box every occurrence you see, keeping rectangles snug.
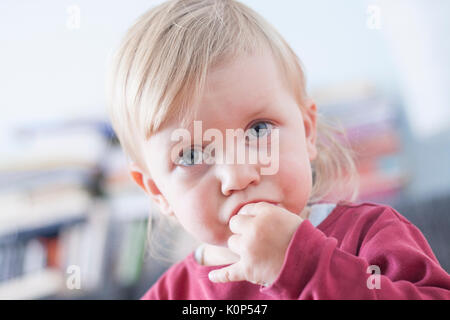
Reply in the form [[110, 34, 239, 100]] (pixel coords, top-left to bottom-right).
[[303, 99, 318, 161], [128, 162, 175, 218]]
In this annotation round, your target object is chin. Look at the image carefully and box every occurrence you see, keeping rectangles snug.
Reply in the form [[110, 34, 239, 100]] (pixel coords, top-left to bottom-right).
[[211, 232, 232, 247]]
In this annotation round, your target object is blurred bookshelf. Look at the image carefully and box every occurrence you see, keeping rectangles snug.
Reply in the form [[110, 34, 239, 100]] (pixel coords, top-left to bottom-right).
[[312, 81, 410, 205], [0, 118, 174, 300]]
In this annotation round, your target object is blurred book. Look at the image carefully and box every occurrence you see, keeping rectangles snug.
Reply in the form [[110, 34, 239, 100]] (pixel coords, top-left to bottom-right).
[[0, 118, 113, 298], [114, 219, 147, 287], [312, 80, 409, 203], [0, 198, 110, 299], [0, 185, 91, 239], [0, 117, 184, 299], [1, 124, 108, 173], [0, 268, 64, 300]]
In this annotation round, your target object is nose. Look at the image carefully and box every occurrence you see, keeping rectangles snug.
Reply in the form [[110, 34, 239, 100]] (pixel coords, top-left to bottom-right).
[[216, 163, 261, 196]]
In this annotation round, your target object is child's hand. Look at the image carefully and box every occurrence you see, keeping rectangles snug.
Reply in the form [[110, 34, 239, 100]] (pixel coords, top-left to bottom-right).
[[208, 202, 304, 287]]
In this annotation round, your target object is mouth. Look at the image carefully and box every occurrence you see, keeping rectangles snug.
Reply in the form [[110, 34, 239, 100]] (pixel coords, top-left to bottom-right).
[[229, 199, 279, 223]]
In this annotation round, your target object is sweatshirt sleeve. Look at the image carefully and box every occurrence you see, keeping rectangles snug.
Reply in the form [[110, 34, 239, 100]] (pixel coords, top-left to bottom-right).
[[260, 208, 450, 299]]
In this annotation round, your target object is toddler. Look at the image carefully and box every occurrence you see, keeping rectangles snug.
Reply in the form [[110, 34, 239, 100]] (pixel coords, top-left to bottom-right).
[[106, 0, 450, 299]]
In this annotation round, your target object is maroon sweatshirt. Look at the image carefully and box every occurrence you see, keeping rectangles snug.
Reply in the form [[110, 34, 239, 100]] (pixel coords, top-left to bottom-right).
[[141, 201, 450, 299]]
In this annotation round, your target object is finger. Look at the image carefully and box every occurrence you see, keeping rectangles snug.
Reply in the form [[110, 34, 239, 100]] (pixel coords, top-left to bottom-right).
[[229, 214, 253, 234], [237, 203, 257, 216], [227, 234, 243, 255], [238, 201, 275, 216], [208, 263, 245, 283]]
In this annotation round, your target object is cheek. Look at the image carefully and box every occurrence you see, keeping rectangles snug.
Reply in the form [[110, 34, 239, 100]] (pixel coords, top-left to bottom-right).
[[168, 181, 223, 239], [278, 154, 312, 190], [277, 129, 311, 186], [171, 186, 210, 222], [277, 144, 313, 213]]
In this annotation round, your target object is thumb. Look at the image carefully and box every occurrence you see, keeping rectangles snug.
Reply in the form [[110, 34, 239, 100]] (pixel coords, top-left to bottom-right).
[[208, 263, 244, 283]]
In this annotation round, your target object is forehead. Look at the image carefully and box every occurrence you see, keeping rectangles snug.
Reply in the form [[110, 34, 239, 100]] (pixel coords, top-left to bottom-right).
[[148, 50, 287, 148], [183, 51, 283, 127]]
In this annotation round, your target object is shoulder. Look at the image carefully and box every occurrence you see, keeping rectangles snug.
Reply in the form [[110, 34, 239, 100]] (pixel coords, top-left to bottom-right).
[[335, 200, 412, 226], [335, 201, 445, 269], [333, 201, 434, 251], [323, 200, 418, 244], [140, 254, 194, 300]]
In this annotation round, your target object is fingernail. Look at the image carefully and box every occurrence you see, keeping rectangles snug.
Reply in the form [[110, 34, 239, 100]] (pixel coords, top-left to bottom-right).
[[208, 271, 216, 281]]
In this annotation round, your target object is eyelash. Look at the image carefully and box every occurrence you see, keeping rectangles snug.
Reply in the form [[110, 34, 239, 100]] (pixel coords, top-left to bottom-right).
[[175, 120, 274, 168]]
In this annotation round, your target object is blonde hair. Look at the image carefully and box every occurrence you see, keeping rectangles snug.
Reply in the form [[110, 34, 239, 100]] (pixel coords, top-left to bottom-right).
[[106, 0, 359, 261]]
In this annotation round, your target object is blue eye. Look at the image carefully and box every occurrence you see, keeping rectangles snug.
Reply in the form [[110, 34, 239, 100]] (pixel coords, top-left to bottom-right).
[[176, 147, 203, 167], [247, 121, 273, 140]]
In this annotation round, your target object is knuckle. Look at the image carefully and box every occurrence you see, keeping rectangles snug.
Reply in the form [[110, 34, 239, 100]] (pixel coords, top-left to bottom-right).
[[227, 235, 235, 248], [229, 216, 238, 230]]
